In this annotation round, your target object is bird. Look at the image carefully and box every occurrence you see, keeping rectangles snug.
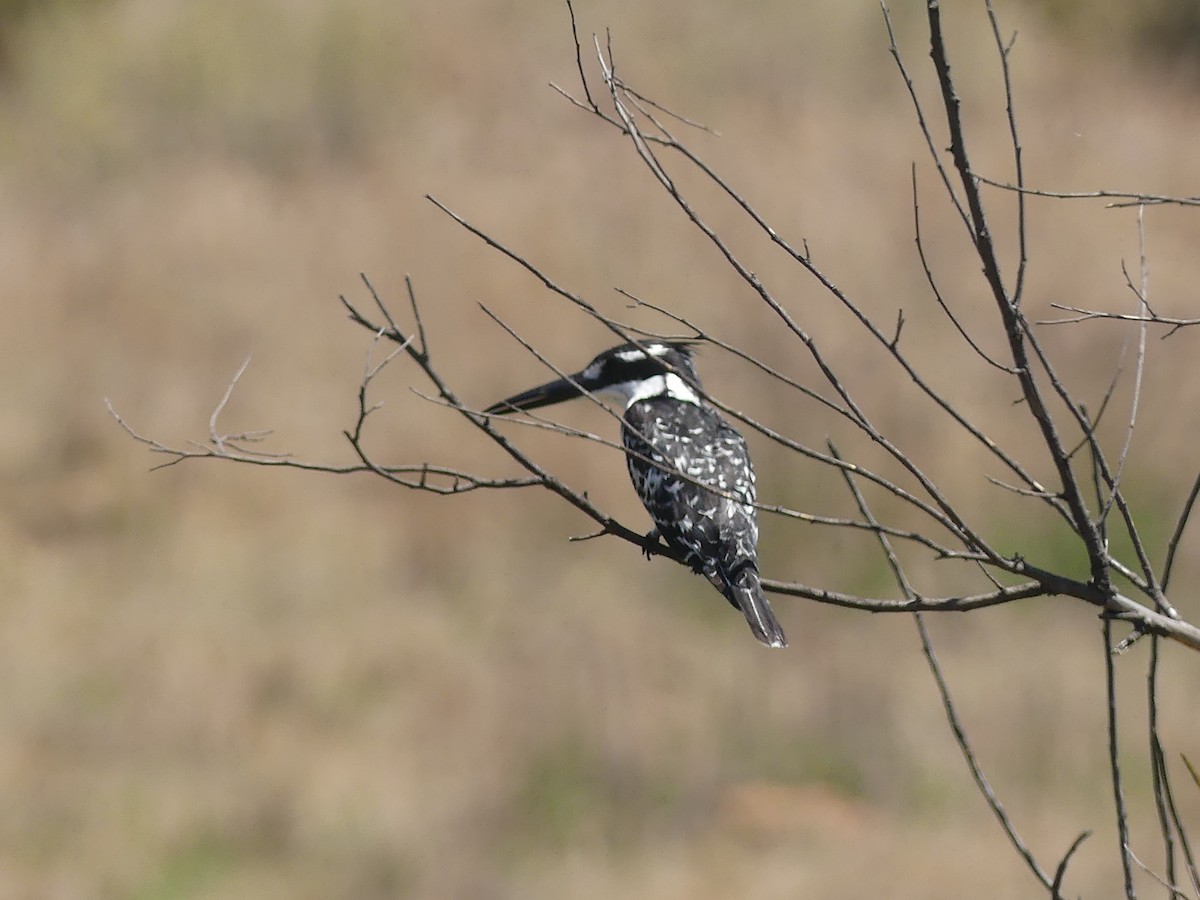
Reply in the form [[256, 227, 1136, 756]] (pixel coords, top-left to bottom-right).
[[483, 340, 787, 648]]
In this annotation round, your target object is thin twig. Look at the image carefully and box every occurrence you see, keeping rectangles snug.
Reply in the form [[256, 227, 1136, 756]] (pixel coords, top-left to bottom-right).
[[1163, 471, 1200, 591], [911, 165, 1015, 372], [881, 1, 972, 234], [1065, 361, 1124, 463], [612, 287, 852, 420], [984, 0, 1028, 305], [1052, 830, 1092, 900], [207, 355, 257, 452], [1148, 637, 1181, 897], [1104, 617, 1138, 900], [1127, 846, 1194, 899], [976, 174, 1200, 208], [1098, 207, 1149, 524], [108, 397, 536, 492], [619, 79, 719, 134], [562, 0, 597, 112], [1039, 307, 1200, 331]]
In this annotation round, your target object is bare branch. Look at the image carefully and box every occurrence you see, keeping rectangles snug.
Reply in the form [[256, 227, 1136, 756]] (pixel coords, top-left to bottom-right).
[[984, 0, 1028, 305], [1104, 617, 1138, 900], [338, 280, 688, 564], [976, 174, 1200, 208], [926, 0, 1109, 592], [562, 0, 598, 112], [1147, 637, 1194, 899], [1097, 206, 1150, 526], [107, 359, 542, 497], [881, 1, 972, 234], [911, 166, 1016, 373], [1127, 847, 1194, 900], [613, 287, 853, 418], [1052, 830, 1092, 900], [1163, 472, 1200, 591], [1040, 306, 1200, 332]]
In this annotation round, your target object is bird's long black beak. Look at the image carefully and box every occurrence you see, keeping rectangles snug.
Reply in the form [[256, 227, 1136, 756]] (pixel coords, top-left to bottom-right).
[[483, 374, 587, 415]]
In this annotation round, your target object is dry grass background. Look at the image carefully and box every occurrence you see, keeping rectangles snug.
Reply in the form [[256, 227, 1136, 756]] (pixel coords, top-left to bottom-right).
[[2, 0, 1200, 897]]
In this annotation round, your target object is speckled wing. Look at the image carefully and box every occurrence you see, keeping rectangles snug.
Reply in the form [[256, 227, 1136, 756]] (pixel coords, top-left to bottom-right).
[[622, 398, 786, 647]]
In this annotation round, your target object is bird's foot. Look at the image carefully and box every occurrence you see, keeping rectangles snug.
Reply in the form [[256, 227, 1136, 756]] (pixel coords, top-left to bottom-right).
[[640, 528, 661, 560]]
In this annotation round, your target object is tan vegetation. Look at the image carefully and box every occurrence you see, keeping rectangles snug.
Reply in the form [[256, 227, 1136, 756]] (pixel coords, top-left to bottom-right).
[[2, 1, 1199, 897]]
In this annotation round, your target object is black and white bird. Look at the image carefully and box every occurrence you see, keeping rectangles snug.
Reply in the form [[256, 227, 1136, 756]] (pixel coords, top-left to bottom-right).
[[483, 341, 787, 648]]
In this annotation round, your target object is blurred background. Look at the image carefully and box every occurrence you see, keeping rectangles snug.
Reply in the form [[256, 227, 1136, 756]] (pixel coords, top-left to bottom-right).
[[3, 0, 1200, 897]]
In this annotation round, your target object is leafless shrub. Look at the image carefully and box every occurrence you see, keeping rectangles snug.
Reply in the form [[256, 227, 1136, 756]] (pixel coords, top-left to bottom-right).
[[111, 1, 1200, 896]]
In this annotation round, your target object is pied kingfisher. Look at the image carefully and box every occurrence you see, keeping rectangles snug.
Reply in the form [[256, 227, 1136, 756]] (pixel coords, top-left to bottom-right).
[[483, 341, 787, 648]]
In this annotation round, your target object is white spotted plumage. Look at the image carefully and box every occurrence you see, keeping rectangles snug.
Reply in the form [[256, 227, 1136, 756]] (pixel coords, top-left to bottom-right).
[[613, 346, 786, 649], [485, 340, 787, 648]]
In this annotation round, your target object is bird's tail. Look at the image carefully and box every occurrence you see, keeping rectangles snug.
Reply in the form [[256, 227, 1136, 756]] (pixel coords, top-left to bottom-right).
[[724, 564, 787, 649]]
